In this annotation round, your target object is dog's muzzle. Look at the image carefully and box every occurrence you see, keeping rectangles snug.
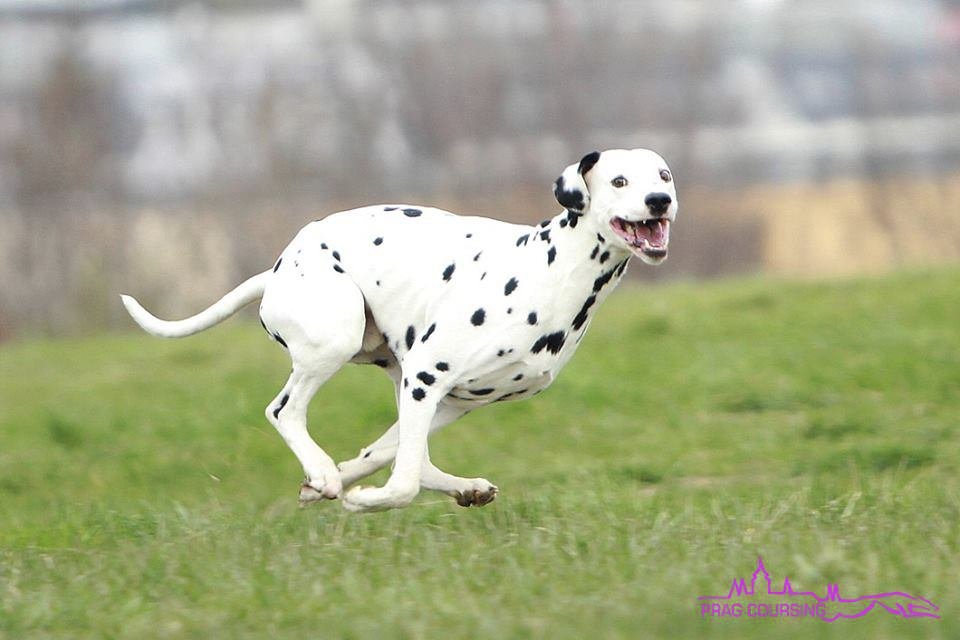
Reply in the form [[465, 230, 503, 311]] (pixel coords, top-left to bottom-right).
[[610, 217, 671, 260]]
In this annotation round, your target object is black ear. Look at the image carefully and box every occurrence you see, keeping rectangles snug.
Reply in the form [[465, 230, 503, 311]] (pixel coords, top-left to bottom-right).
[[553, 172, 586, 211], [554, 151, 601, 212], [578, 151, 601, 177]]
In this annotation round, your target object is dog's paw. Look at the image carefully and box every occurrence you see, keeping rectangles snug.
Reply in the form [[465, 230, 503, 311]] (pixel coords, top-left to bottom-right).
[[451, 481, 498, 508], [297, 475, 341, 506]]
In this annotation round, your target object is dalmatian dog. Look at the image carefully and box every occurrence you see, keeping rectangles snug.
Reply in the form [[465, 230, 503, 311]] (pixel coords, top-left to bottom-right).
[[121, 148, 678, 512]]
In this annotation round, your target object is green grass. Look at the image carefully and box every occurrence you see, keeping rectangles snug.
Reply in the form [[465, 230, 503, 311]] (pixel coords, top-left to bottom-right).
[[1, 269, 959, 639]]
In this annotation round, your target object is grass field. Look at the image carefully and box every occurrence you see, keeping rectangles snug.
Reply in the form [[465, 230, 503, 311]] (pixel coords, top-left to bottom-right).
[[1, 269, 958, 639]]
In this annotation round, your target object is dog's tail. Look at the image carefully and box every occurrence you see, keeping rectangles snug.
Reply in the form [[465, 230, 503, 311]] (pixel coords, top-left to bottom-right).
[[120, 271, 269, 338]]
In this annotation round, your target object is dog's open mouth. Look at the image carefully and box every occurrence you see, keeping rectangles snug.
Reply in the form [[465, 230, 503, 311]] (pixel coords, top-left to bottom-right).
[[610, 217, 671, 260]]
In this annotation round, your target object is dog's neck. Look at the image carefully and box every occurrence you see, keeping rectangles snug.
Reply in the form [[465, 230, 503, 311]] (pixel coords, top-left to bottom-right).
[[540, 206, 629, 270], [525, 207, 632, 313]]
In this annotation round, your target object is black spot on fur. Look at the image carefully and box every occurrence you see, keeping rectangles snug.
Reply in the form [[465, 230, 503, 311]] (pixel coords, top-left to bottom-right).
[[473, 251, 482, 262], [436, 361, 449, 371], [416, 371, 436, 386], [540, 229, 551, 242], [559, 218, 568, 228], [513, 373, 524, 381], [531, 331, 566, 355], [504, 278, 518, 296], [421, 323, 436, 343], [403, 208, 422, 217], [405, 325, 416, 350], [597, 233, 606, 243], [469, 388, 496, 396], [593, 267, 617, 293], [566, 210, 581, 228], [481, 272, 486, 280], [384, 206, 398, 211], [272, 393, 289, 419], [412, 388, 426, 401], [373, 358, 389, 368], [572, 295, 597, 331], [527, 311, 538, 325], [507, 308, 513, 314], [516, 234, 530, 247], [273, 257, 282, 272], [321, 243, 328, 250], [466, 233, 473, 238], [442, 263, 456, 281], [403, 378, 409, 388], [471, 309, 486, 326], [616, 258, 629, 276], [539, 219, 550, 228], [547, 246, 557, 265], [332, 251, 341, 261], [374, 237, 383, 246], [259, 316, 270, 336], [497, 349, 506, 357], [376, 280, 381, 286], [273, 332, 288, 349], [599, 250, 610, 264], [590, 245, 599, 260], [333, 264, 344, 274]]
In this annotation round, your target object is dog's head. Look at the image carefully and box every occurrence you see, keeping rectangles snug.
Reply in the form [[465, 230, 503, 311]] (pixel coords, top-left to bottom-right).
[[554, 148, 678, 265]]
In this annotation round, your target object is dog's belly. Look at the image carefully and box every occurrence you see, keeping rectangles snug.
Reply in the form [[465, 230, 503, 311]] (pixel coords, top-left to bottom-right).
[[446, 362, 554, 407]]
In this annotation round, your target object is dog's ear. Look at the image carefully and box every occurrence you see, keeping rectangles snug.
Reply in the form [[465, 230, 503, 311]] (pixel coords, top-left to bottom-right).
[[553, 151, 601, 212]]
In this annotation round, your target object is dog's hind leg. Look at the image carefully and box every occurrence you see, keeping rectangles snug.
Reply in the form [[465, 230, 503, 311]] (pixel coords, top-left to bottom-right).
[[267, 367, 344, 504], [261, 269, 366, 504]]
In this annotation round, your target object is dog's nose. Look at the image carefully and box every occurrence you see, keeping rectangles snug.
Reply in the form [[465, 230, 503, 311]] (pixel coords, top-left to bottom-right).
[[645, 192, 672, 216]]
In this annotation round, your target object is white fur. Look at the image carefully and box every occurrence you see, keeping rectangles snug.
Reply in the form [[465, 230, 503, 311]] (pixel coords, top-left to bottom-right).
[[122, 148, 678, 512]]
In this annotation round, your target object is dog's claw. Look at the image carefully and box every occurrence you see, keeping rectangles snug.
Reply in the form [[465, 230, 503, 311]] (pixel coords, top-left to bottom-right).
[[453, 485, 498, 508], [298, 480, 338, 506]]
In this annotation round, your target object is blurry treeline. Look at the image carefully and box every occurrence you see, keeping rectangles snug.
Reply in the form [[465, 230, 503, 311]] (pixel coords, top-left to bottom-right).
[[1, 0, 960, 337]]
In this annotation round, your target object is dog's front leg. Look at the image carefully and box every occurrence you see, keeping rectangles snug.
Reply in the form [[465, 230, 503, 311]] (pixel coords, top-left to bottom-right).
[[338, 404, 466, 488], [420, 459, 498, 508], [342, 392, 440, 512]]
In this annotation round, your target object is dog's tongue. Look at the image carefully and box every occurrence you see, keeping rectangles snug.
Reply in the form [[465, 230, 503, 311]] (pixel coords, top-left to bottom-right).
[[637, 220, 669, 248]]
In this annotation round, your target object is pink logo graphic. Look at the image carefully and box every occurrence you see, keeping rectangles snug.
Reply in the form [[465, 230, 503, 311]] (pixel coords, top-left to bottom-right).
[[698, 556, 939, 622]]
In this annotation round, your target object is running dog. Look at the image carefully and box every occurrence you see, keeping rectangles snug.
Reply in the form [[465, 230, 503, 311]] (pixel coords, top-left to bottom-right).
[[121, 148, 678, 512]]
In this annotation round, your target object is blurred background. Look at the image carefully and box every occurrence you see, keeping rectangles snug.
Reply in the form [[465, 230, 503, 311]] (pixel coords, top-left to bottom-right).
[[1, 0, 959, 337]]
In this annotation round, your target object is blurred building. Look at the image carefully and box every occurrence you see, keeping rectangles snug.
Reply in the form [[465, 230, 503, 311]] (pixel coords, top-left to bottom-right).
[[0, 0, 958, 335]]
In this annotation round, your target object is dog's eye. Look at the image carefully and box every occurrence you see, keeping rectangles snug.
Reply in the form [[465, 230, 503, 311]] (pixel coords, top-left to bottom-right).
[[659, 169, 672, 182], [611, 176, 628, 188]]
